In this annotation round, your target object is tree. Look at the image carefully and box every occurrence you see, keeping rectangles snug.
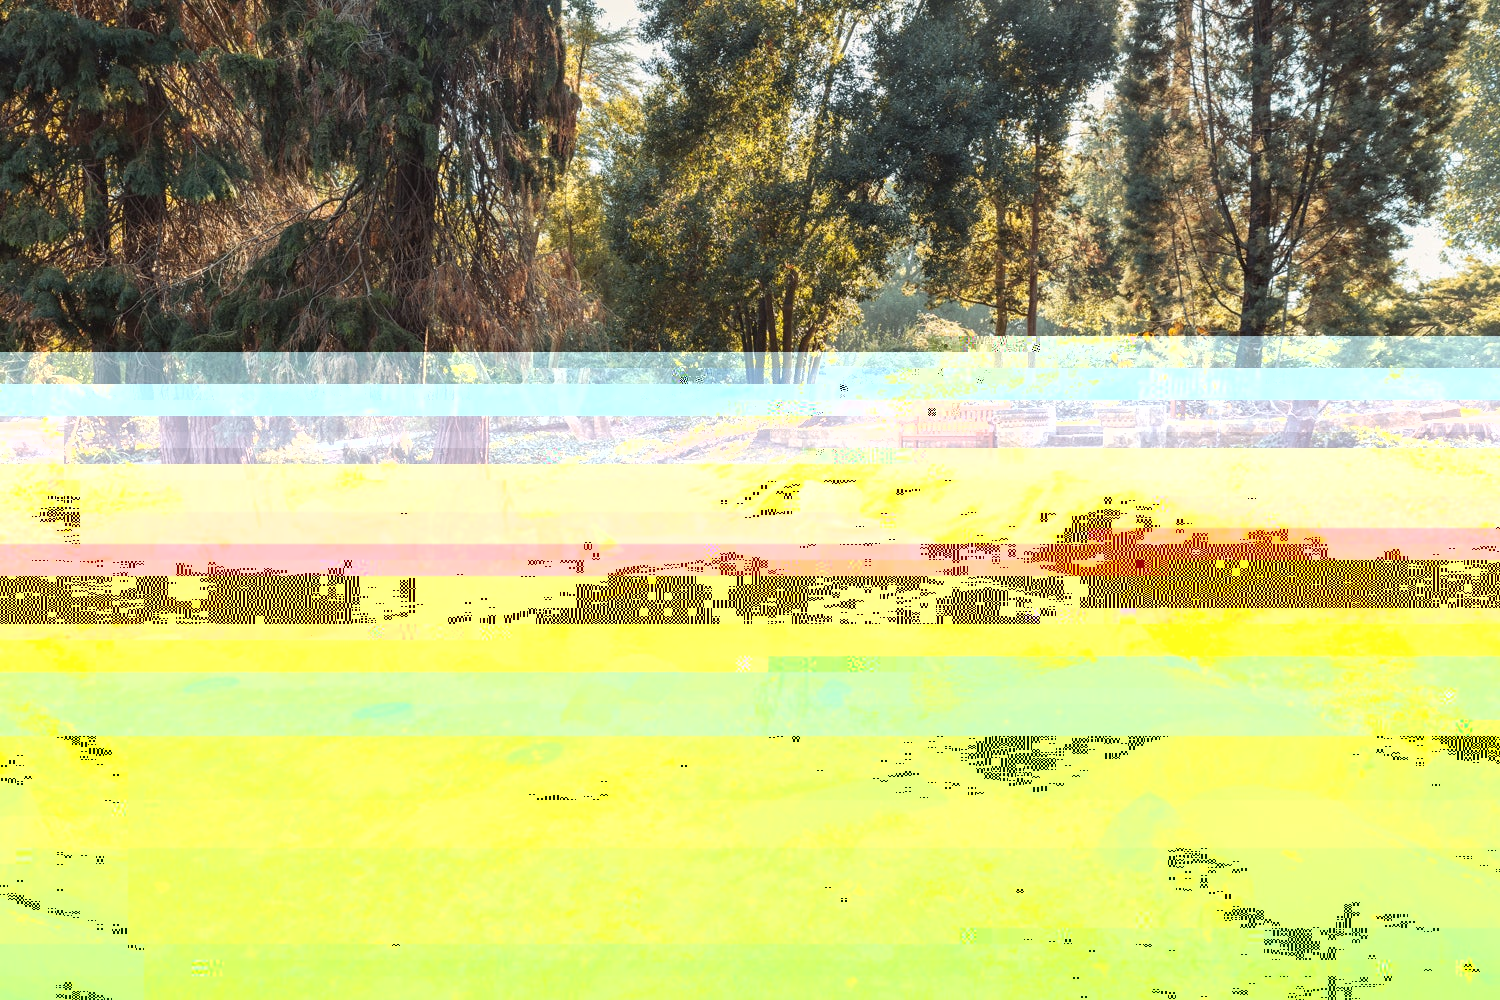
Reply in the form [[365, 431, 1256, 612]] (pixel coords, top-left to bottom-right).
[[542, 0, 644, 348], [606, 0, 905, 382], [1376, 261, 1500, 341], [1112, 0, 1179, 329], [217, 0, 581, 461], [1010, 0, 1120, 337], [1043, 105, 1136, 333], [0, 0, 247, 365], [0, 0, 291, 461], [1443, 0, 1500, 252], [1115, 0, 1471, 366], [866, 0, 1118, 339], [219, 0, 580, 350]]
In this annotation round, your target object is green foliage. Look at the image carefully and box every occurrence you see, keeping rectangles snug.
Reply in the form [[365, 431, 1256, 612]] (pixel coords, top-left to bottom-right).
[[212, 0, 582, 350], [542, 1, 644, 334], [1114, 0, 1472, 346], [864, 0, 1119, 334], [1444, 0, 1500, 250], [255, 432, 327, 465], [836, 249, 997, 349], [231, 0, 534, 182], [1044, 106, 1135, 332], [1369, 263, 1500, 362], [1112, 0, 1175, 324], [859, 0, 998, 299], [2, 0, 1494, 377], [0, 0, 250, 354], [67, 416, 159, 464], [606, 0, 905, 378]]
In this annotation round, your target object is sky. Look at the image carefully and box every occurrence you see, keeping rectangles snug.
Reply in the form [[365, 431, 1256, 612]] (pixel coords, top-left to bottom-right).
[[590, 0, 1462, 286], [1405, 225, 1457, 283], [596, 0, 645, 30]]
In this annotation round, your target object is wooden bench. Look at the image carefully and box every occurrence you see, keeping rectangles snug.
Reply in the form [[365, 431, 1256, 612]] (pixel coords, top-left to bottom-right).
[[1047, 422, 1105, 447], [899, 420, 998, 448], [1094, 405, 1139, 428], [991, 409, 1055, 428], [956, 401, 1014, 422], [1418, 418, 1497, 441]]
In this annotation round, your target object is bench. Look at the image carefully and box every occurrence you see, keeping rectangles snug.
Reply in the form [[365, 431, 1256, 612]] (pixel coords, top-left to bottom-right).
[[899, 420, 998, 448], [1047, 422, 1105, 447]]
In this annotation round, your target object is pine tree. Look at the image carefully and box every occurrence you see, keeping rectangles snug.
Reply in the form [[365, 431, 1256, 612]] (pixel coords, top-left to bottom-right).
[[216, 0, 579, 352], [0, 0, 284, 462], [1113, 0, 1176, 328], [1114, 0, 1471, 364], [0, 0, 250, 372], [218, 0, 581, 461]]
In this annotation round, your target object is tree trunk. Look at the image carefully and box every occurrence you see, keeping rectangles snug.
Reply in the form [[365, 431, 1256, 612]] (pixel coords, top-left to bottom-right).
[[127, 352, 168, 385], [1280, 400, 1325, 447], [121, 1, 168, 283], [739, 304, 765, 384], [111, 1, 171, 394], [386, 43, 444, 342], [794, 328, 815, 385], [82, 154, 109, 265], [1236, 333, 1264, 368], [993, 193, 1008, 338], [392, 65, 459, 459], [156, 340, 190, 463], [155, 416, 255, 465], [390, 144, 441, 338], [780, 271, 798, 386], [187, 417, 254, 464], [158, 417, 192, 463], [558, 368, 612, 441], [92, 354, 121, 384], [1026, 132, 1042, 339], [133, 354, 252, 465], [432, 416, 491, 464], [80, 114, 117, 411], [741, 323, 754, 384], [1236, 0, 1273, 369], [759, 292, 781, 385], [756, 298, 768, 383]]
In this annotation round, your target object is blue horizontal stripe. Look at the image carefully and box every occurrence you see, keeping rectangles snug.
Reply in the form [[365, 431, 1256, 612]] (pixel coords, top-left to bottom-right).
[[0, 370, 1485, 416]]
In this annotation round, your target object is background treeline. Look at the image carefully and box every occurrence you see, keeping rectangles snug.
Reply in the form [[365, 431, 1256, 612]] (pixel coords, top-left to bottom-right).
[[4, 0, 1500, 389]]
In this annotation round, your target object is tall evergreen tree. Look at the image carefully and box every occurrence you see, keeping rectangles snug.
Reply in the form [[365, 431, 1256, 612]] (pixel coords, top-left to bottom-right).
[[0, 0, 250, 373], [1010, 0, 1119, 337], [1112, 0, 1177, 327], [218, 0, 579, 351], [219, 0, 581, 460], [1114, 0, 1470, 365], [0, 0, 287, 462], [865, 0, 1118, 339]]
